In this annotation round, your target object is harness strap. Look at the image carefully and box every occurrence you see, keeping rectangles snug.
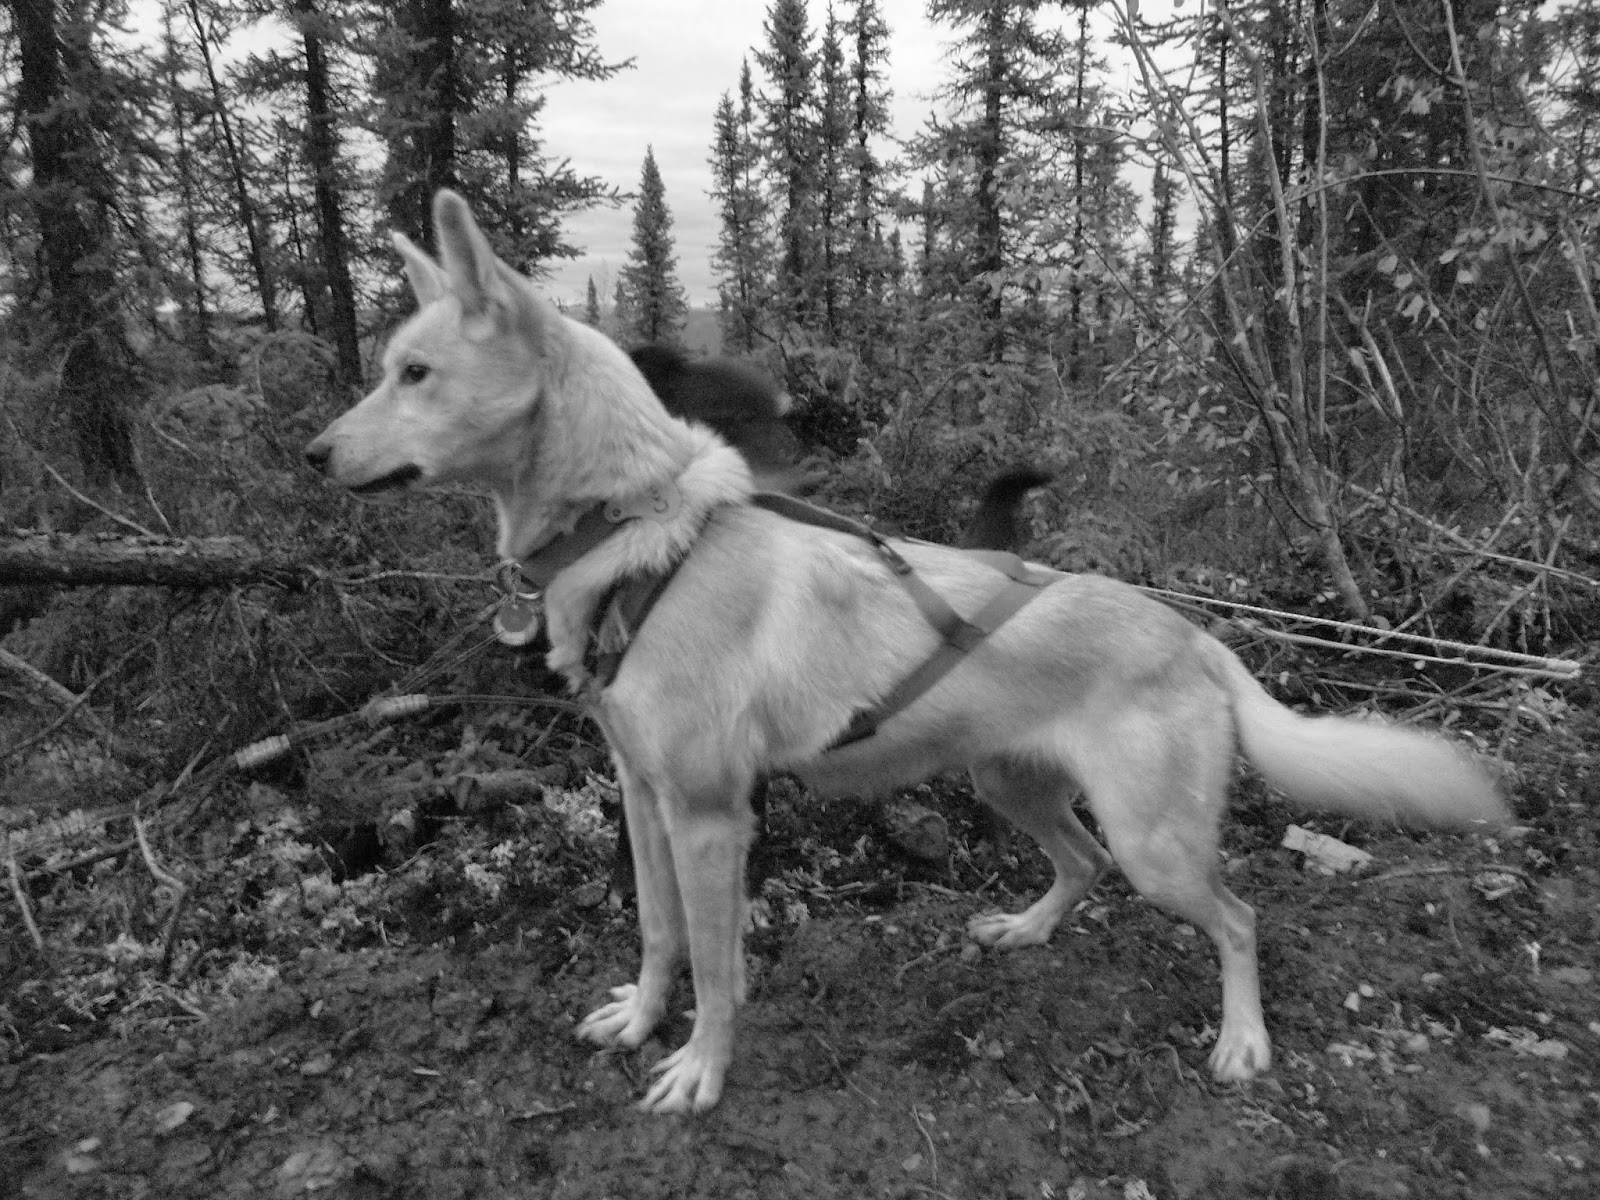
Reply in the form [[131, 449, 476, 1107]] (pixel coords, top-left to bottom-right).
[[830, 567, 1052, 748], [752, 493, 984, 652], [585, 561, 685, 691], [749, 491, 1059, 748]]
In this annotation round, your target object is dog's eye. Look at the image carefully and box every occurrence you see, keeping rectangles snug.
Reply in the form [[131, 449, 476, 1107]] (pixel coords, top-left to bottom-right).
[[400, 363, 429, 385]]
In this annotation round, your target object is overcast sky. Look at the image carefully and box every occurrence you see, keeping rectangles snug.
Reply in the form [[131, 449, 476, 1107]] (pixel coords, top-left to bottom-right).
[[538, 0, 951, 308]]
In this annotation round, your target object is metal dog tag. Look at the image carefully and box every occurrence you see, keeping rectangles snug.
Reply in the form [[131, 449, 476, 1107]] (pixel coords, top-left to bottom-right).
[[493, 590, 543, 647]]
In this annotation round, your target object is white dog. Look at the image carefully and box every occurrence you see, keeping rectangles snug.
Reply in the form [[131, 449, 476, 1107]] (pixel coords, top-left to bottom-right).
[[306, 190, 1505, 1114]]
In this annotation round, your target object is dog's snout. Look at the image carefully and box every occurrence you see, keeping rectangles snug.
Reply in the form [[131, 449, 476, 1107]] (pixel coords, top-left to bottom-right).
[[304, 440, 332, 473]]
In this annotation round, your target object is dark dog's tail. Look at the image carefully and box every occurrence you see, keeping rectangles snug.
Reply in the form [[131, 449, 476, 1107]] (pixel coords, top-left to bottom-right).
[[961, 467, 1053, 553]]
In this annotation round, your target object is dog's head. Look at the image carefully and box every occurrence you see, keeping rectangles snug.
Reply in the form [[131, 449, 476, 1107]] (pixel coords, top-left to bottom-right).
[[305, 191, 564, 494], [307, 190, 669, 502]]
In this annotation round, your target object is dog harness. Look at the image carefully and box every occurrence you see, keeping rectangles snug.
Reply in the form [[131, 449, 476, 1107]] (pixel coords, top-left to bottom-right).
[[747, 494, 1058, 748], [494, 490, 1058, 742]]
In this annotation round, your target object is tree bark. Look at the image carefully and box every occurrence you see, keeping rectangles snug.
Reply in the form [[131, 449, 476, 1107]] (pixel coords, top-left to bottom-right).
[[386, 0, 458, 245], [12, 0, 142, 484], [0, 534, 317, 590], [296, 0, 363, 391]]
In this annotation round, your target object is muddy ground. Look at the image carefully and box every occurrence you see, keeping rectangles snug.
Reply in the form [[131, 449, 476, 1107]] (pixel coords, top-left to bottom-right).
[[4, 697, 1598, 1200]]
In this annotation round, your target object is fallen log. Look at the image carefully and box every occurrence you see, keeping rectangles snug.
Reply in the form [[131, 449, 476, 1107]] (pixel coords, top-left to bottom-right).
[[0, 532, 319, 589]]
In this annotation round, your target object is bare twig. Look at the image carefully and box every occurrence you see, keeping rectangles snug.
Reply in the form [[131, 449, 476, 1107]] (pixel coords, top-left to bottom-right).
[[7, 838, 46, 953], [911, 1106, 941, 1192], [1348, 484, 1599, 592], [1477, 516, 1573, 646], [1, 407, 159, 538], [1138, 585, 1581, 678], [0, 647, 112, 741], [134, 812, 189, 974]]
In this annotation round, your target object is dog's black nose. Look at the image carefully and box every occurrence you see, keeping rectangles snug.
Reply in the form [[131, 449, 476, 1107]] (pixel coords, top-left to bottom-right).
[[304, 441, 331, 473]]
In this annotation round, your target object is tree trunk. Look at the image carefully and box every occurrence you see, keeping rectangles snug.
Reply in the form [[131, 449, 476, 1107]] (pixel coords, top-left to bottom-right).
[[1067, 5, 1089, 383], [186, 0, 278, 330], [12, 0, 142, 485], [297, 0, 363, 392], [974, 0, 1007, 363], [388, 0, 458, 246], [162, 11, 211, 363]]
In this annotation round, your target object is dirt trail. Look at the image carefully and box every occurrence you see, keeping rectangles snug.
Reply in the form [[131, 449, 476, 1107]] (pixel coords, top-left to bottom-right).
[[5, 753, 1598, 1199]]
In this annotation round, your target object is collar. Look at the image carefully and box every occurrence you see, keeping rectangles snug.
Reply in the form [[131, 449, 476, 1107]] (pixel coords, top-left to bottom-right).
[[490, 479, 682, 649], [502, 479, 681, 591]]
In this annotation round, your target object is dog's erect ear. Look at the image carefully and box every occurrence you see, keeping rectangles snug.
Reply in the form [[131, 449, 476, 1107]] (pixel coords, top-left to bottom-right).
[[433, 189, 505, 325], [393, 232, 446, 307]]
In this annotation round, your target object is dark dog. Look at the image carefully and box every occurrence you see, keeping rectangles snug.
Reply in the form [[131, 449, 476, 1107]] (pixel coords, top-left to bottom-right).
[[629, 345, 821, 494]]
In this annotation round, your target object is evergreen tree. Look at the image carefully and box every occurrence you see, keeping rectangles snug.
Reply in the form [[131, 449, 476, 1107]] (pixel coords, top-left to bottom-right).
[[369, 0, 621, 270], [914, 0, 1076, 363], [814, 5, 850, 338], [1144, 155, 1182, 306], [618, 146, 688, 346], [709, 59, 774, 352], [10, 0, 144, 482], [612, 275, 630, 338], [584, 275, 602, 325], [291, 0, 362, 388], [755, 0, 818, 328], [843, 0, 895, 356], [158, 4, 213, 361], [181, 0, 281, 330]]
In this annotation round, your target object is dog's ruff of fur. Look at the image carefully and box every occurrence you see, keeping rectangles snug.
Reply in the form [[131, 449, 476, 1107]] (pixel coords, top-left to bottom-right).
[[306, 190, 1507, 1116]]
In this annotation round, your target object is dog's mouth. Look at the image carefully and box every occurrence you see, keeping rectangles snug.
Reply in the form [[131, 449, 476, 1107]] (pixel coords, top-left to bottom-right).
[[348, 464, 424, 494]]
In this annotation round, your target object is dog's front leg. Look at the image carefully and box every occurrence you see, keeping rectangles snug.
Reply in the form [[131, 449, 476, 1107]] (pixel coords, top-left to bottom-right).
[[640, 801, 752, 1115], [543, 597, 593, 687], [575, 760, 684, 1049]]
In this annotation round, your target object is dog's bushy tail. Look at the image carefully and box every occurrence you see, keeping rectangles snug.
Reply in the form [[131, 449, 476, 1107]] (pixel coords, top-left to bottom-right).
[[1204, 638, 1507, 827]]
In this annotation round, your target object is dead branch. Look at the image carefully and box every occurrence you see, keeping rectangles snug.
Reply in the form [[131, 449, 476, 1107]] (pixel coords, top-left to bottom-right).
[[1364, 863, 1535, 886], [0, 532, 319, 589], [1347, 484, 1600, 592], [7, 838, 46, 953], [0, 645, 112, 740]]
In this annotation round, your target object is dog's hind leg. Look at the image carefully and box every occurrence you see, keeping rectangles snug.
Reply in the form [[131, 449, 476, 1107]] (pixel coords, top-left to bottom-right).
[[1078, 707, 1271, 1082], [575, 756, 687, 1051], [966, 759, 1113, 949], [639, 765, 756, 1114]]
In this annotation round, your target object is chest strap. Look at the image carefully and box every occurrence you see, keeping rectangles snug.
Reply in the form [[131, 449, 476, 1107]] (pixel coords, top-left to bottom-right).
[[750, 492, 1058, 748], [584, 561, 685, 692]]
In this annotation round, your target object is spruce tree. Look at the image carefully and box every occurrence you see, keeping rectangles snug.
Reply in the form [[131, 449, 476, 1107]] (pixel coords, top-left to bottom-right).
[[291, 0, 362, 389], [617, 146, 688, 346], [11, 0, 144, 482], [584, 275, 602, 325], [843, 0, 895, 360], [914, 0, 1083, 364], [755, 0, 817, 328], [814, 6, 850, 339], [612, 276, 630, 338], [709, 58, 773, 352], [370, 0, 621, 269]]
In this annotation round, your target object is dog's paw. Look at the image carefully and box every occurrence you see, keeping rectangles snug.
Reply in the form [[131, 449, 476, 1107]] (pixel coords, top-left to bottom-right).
[[639, 1037, 730, 1114], [575, 983, 661, 1049], [1208, 1025, 1271, 1082], [967, 909, 1054, 950]]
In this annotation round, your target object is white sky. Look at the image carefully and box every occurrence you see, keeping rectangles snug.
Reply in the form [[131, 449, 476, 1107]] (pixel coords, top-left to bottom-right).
[[539, 0, 949, 307]]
